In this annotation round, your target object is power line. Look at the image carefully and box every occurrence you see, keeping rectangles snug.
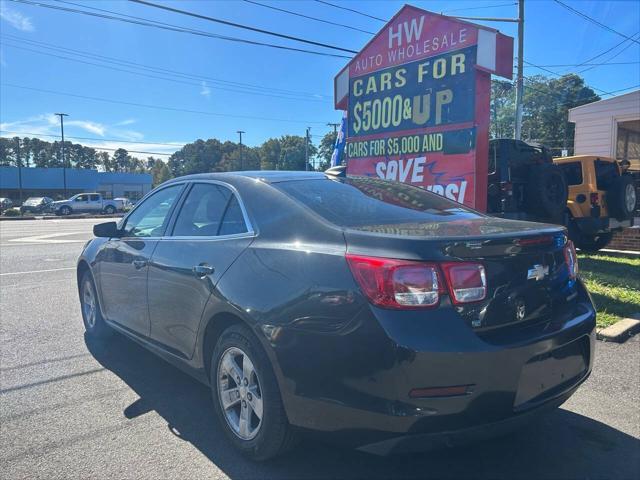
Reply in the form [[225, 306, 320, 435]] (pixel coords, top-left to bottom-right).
[[241, 0, 375, 35], [522, 60, 620, 96], [0, 130, 185, 148], [442, 3, 517, 14], [1, 33, 332, 99], [553, 0, 640, 45], [9, 0, 351, 59], [128, 0, 358, 54], [1, 83, 328, 125], [524, 61, 639, 67], [0, 39, 331, 103], [568, 32, 640, 72], [314, 0, 386, 22], [577, 33, 640, 74]]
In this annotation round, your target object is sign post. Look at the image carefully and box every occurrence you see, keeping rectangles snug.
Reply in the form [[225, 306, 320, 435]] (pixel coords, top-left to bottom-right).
[[334, 6, 513, 211]]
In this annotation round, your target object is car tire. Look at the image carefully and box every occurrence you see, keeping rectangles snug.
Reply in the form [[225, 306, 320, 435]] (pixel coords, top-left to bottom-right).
[[525, 164, 568, 218], [80, 271, 111, 339], [573, 232, 613, 253], [60, 206, 72, 216], [607, 175, 636, 220], [210, 324, 297, 461], [104, 205, 116, 215]]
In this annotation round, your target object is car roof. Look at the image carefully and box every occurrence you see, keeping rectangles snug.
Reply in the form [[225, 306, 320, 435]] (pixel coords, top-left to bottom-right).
[[166, 170, 327, 185]]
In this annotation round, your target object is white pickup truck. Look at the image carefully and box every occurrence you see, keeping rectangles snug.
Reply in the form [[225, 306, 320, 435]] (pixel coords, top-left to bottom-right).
[[52, 193, 120, 216]]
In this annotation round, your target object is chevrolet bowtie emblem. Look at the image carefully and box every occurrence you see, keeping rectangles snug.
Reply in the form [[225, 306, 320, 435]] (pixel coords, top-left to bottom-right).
[[527, 264, 549, 281]]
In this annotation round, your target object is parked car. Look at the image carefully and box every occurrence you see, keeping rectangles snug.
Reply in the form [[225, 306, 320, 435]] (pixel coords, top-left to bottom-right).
[[0, 197, 13, 214], [486, 139, 568, 222], [113, 197, 133, 212], [554, 155, 636, 252], [20, 197, 54, 215], [78, 172, 594, 460], [52, 193, 119, 216]]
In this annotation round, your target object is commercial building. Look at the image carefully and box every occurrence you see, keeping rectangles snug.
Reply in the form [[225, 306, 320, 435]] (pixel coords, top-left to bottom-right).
[[568, 89, 640, 171], [0, 166, 152, 202]]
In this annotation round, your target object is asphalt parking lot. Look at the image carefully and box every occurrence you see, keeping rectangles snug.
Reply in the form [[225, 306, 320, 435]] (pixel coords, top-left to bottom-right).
[[1, 218, 639, 480]]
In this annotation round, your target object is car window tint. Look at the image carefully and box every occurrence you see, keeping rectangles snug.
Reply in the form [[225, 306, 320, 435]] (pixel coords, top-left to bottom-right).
[[219, 195, 248, 236], [594, 159, 618, 190], [123, 184, 182, 237], [76, 195, 88, 202], [173, 184, 232, 237], [558, 162, 583, 185], [89, 194, 100, 201], [276, 178, 482, 228]]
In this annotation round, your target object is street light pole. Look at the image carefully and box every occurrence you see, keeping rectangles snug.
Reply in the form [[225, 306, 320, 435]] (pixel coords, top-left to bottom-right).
[[55, 113, 69, 198], [514, 0, 525, 140], [237, 130, 245, 170]]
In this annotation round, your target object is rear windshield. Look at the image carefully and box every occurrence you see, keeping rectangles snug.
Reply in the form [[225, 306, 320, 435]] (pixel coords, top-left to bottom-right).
[[275, 177, 482, 228], [24, 197, 43, 205], [558, 162, 583, 185], [594, 159, 618, 190]]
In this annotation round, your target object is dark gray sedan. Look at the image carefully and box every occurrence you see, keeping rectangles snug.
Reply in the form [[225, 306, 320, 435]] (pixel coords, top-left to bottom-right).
[[77, 171, 595, 460]]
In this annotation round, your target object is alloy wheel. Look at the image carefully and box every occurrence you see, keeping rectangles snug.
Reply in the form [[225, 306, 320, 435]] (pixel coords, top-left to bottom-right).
[[217, 346, 263, 440], [83, 280, 96, 329]]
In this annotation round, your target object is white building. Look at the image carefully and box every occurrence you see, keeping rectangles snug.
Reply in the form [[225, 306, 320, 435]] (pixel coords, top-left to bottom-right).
[[568, 89, 640, 171]]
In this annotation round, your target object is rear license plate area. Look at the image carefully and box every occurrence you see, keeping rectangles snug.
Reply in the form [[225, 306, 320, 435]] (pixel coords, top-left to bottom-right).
[[514, 337, 589, 409]]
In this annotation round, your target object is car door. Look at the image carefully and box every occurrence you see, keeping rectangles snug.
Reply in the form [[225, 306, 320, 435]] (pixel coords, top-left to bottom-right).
[[96, 183, 185, 337], [88, 194, 102, 212], [147, 181, 255, 358], [73, 194, 89, 212]]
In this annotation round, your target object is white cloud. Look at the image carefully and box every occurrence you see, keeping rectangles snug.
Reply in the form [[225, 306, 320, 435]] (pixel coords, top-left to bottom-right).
[[115, 118, 137, 126], [0, 5, 34, 32], [66, 120, 106, 136], [0, 113, 184, 161], [200, 81, 211, 98]]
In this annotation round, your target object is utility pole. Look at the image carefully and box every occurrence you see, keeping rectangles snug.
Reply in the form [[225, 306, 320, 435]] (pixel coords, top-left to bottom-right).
[[237, 130, 245, 170], [326, 122, 340, 134], [55, 113, 69, 198], [305, 127, 311, 171], [514, 0, 525, 140]]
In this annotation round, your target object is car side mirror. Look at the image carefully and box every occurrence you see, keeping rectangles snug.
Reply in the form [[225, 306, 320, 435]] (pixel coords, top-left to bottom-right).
[[93, 221, 121, 238]]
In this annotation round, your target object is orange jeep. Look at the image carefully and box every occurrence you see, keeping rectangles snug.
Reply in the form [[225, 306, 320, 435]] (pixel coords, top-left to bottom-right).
[[554, 155, 636, 251]]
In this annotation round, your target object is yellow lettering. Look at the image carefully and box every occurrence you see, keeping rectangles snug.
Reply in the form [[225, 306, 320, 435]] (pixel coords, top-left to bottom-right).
[[433, 58, 446, 79], [365, 76, 377, 95], [417, 62, 430, 84], [451, 53, 465, 75], [353, 79, 363, 97], [395, 68, 407, 88], [380, 72, 391, 92], [435, 89, 453, 124]]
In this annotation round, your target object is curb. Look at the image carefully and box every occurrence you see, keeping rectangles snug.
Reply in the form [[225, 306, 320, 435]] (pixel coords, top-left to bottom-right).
[[596, 315, 640, 343], [0, 214, 124, 221]]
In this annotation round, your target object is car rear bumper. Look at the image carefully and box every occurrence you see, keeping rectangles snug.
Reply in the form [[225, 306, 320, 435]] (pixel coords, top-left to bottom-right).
[[574, 216, 632, 234], [275, 281, 596, 452]]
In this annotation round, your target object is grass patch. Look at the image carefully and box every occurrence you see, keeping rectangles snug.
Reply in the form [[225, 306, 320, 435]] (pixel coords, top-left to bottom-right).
[[578, 253, 640, 328]]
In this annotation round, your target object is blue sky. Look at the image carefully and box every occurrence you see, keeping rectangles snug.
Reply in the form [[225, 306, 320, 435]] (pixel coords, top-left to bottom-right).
[[1, 0, 639, 159]]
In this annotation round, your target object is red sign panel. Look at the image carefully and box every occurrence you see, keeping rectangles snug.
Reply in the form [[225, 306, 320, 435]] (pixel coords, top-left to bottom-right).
[[334, 5, 513, 211]]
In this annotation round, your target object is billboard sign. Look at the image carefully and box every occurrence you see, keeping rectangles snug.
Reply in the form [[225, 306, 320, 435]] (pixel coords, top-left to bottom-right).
[[334, 6, 513, 210]]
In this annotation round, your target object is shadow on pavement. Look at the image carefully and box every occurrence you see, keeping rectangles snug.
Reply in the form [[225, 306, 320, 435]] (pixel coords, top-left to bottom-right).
[[86, 332, 640, 480]]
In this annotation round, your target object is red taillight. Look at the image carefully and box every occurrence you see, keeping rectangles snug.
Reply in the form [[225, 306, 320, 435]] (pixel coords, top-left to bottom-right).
[[345, 254, 442, 309], [590, 192, 600, 206], [564, 240, 578, 280], [441, 262, 487, 304], [346, 255, 487, 309]]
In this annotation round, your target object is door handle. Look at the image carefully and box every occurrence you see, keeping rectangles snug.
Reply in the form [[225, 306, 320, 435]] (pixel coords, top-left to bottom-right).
[[132, 260, 147, 270], [192, 264, 214, 277]]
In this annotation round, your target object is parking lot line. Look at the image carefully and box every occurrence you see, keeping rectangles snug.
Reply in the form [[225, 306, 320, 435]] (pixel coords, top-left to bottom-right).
[[0, 267, 76, 276]]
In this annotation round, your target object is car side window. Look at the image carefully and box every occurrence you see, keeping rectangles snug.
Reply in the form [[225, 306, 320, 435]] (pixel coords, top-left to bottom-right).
[[89, 194, 100, 202], [122, 184, 182, 238], [559, 162, 583, 186], [76, 194, 88, 202], [172, 183, 248, 237]]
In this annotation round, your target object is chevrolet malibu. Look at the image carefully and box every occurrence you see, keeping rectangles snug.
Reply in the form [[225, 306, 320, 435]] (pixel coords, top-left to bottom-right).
[[77, 172, 595, 460]]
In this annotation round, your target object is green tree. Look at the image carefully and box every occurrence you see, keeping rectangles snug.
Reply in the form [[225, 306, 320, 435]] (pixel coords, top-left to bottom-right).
[[151, 160, 172, 186], [317, 131, 338, 171], [490, 80, 515, 139], [258, 135, 316, 171], [112, 148, 134, 172]]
